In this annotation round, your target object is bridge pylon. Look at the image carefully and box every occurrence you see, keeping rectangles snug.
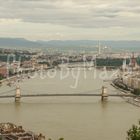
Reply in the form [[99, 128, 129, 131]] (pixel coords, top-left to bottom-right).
[[101, 86, 108, 101], [15, 85, 21, 102]]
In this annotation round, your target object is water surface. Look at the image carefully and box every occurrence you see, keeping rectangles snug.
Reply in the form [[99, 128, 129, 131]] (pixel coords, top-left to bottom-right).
[[0, 69, 140, 140]]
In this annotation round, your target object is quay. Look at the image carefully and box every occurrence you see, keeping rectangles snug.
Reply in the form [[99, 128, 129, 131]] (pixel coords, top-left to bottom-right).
[[111, 80, 140, 107]]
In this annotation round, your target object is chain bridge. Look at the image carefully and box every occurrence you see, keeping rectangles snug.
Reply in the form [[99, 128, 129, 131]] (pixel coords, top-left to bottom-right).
[[0, 86, 139, 107]]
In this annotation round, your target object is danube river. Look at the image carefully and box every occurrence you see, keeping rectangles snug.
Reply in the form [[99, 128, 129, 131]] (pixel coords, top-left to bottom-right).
[[0, 69, 140, 140]]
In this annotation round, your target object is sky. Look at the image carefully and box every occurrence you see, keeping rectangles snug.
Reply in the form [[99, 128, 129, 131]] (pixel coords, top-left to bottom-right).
[[0, 0, 140, 40]]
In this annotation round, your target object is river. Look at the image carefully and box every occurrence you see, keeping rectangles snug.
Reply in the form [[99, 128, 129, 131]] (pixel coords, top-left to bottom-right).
[[0, 69, 140, 140]]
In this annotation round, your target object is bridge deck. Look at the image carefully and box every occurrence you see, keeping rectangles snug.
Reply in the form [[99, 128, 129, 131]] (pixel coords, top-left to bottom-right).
[[0, 94, 138, 98]]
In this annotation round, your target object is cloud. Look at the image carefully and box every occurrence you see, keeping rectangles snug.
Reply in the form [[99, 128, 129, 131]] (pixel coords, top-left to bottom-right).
[[0, 18, 22, 24], [0, 0, 140, 28]]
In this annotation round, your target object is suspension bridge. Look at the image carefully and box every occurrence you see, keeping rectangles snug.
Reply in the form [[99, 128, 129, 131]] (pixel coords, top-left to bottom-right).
[[0, 86, 139, 103]]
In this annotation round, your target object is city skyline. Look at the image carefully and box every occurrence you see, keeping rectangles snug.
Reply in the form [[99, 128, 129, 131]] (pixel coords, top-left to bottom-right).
[[0, 0, 140, 40]]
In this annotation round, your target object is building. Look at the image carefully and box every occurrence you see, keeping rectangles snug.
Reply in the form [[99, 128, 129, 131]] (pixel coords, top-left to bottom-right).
[[0, 123, 45, 140], [122, 73, 140, 89], [0, 65, 7, 78], [121, 53, 140, 72], [129, 52, 139, 71]]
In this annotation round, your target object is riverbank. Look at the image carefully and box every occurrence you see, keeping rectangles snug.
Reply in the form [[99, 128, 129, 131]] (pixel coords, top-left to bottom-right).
[[111, 78, 140, 107]]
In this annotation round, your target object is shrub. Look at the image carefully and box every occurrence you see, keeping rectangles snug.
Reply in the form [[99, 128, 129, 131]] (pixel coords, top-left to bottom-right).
[[127, 121, 140, 140]]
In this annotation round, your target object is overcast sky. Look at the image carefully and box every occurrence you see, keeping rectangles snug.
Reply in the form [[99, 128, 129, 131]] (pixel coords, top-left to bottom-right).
[[0, 0, 140, 40]]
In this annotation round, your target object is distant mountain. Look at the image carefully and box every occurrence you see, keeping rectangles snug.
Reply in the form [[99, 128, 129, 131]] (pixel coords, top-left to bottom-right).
[[0, 38, 41, 48], [0, 38, 140, 52], [37, 40, 140, 52]]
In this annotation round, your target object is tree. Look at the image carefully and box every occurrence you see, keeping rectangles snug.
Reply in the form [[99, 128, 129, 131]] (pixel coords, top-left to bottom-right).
[[133, 89, 140, 96], [48, 138, 64, 140], [127, 121, 140, 140], [58, 138, 64, 140], [0, 74, 3, 80]]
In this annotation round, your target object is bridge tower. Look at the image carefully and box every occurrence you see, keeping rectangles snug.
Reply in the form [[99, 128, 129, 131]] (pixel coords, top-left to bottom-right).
[[101, 86, 108, 101], [15, 85, 21, 102]]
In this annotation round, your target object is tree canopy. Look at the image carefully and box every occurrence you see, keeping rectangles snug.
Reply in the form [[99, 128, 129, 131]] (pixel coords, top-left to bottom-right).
[[127, 121, 140, 140]]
